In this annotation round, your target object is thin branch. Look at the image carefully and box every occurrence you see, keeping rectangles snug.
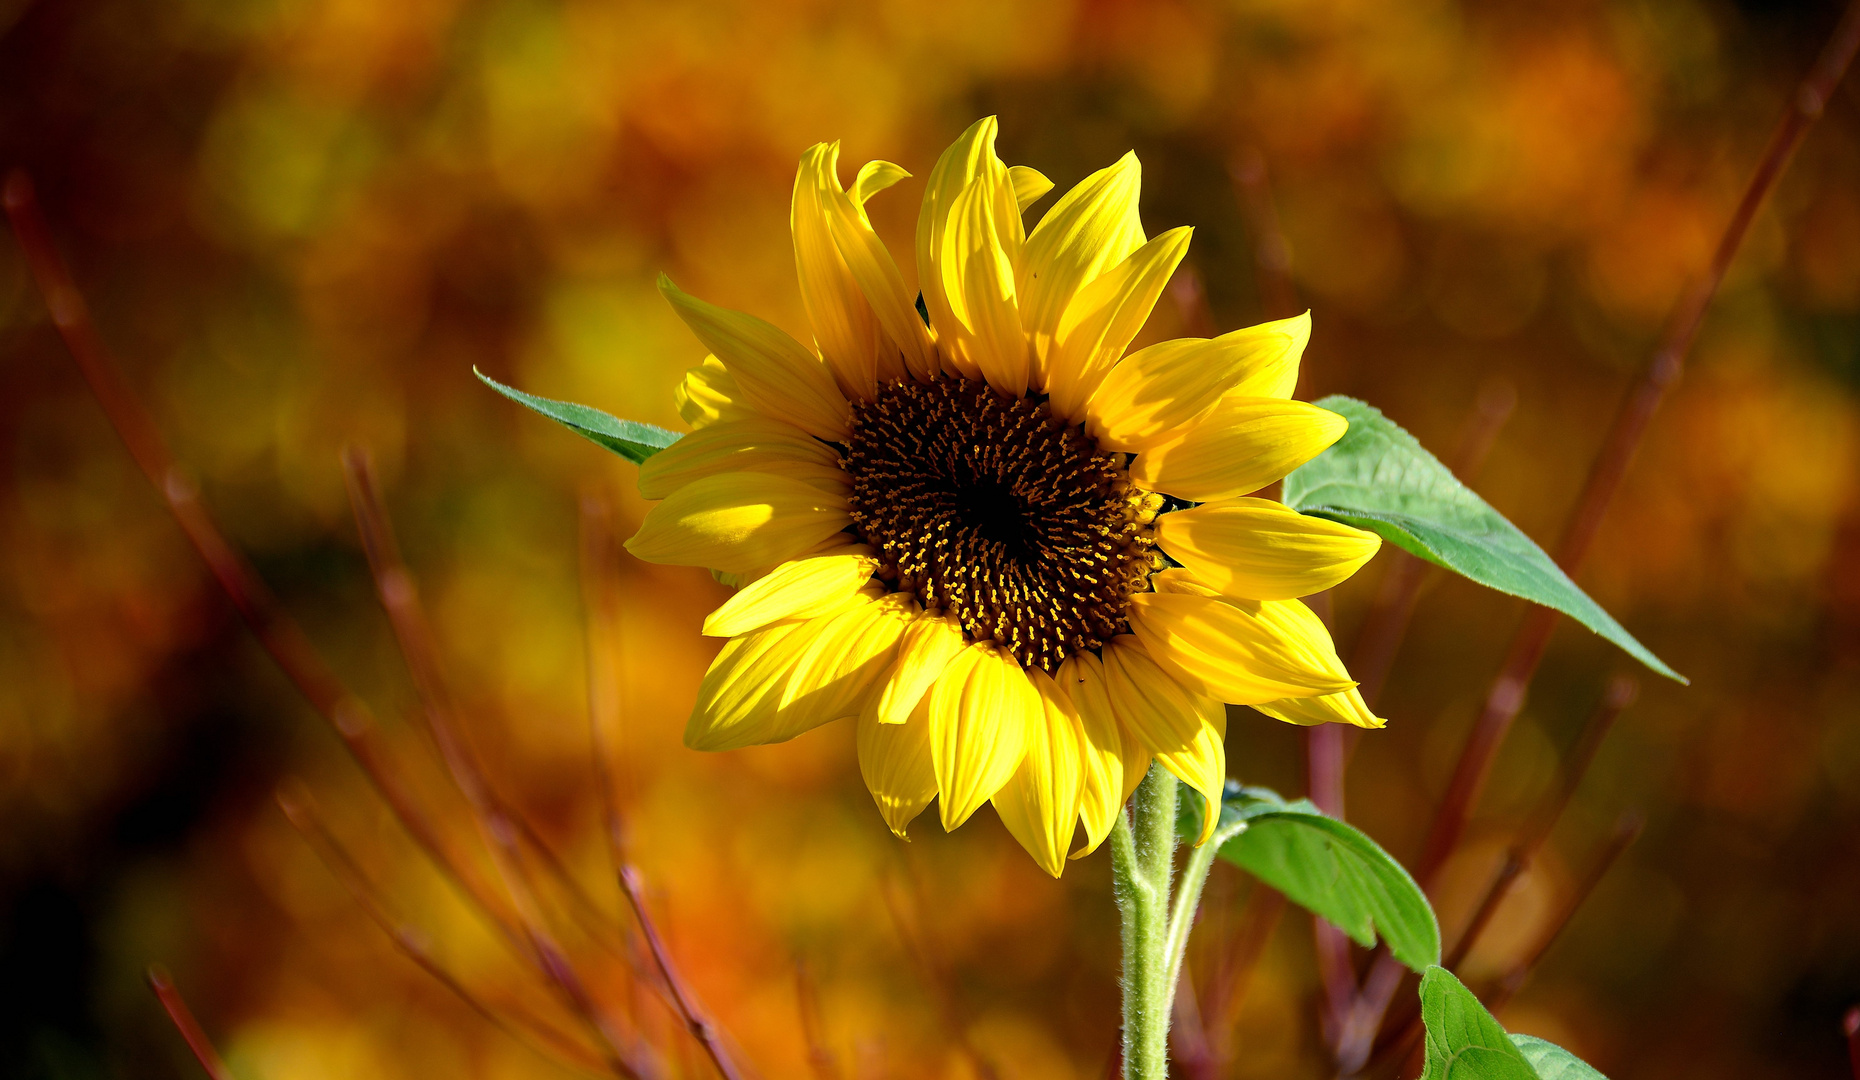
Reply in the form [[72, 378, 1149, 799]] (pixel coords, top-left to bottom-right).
[[580, 492, 632, 876], [1201, 885, 1286, 1073], [618, 866, 747, 1080], [1334, 5, 1860, 1066], [146, 966, 237, 1080], [793, 961, 841, 1080], [2, 169, 541, 958], [1414, 0, 1860, 899], [879, 866, 1000, 1080], [1442, 677, 1637, 972], [1364, 813, 1643, 1075], [342, 453, 630, 953], [1310, 380, 1518, 1047], [1484, 811, 1643, 1014], [274, 784, 611, 1075]]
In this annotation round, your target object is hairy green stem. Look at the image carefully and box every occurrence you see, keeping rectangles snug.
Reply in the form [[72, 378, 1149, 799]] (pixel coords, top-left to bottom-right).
[[1113, 770, 1248, 1080], [1111, 766, 1178, 1080]]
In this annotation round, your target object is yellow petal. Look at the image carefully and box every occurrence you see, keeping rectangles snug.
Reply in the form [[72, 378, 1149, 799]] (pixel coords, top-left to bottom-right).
[[916, 118, 1022, 385], [1101, 636, 1226, 844], [857, 692, 938, 838], [1084, 311, 1315, 451], [778, 592, 913, 726], [1055, 651, 1143, 857], [927, 641, 1034, 830], [829, 165, 935, 380], [637, 416, 847, 500], [674, 356, 751, 429], [1124, 591, 1356, 704], [702, 545, 879, 637], [1007, 164, 1053, 211], [794, 142, 885, 401], [659, 275, 850, 442], [850, 159, 909, 207], [992, 667, 1085, 877], [1155, 497, 1381, 600], [626, 472, 850, 575], [1018, 152, 1147, 378], [872, 611, 968, 725], [683, 592, 868, 751], [1127, 397, 1347, 502], [938, 175, 1029, 396], [1045, 226, 1193, 421], [1218, 311, 1311, 400], [1250, 686, 1385, 729]]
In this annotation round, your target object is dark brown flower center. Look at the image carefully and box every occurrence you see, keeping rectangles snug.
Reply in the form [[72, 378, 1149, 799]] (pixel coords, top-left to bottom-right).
[[841, 377, 1158, 672]]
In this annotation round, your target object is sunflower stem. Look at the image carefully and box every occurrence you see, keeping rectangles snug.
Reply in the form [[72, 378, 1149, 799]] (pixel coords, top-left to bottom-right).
[[1112, 765, 1178, 1080]]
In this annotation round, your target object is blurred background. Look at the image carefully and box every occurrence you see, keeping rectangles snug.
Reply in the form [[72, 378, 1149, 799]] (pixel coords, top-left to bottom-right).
[[3, 0, 1859, 1076]]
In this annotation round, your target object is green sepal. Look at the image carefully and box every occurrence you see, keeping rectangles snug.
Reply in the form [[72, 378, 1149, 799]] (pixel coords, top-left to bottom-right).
[[1281, 396, 1683, 683], [476, 368, 681, 464]]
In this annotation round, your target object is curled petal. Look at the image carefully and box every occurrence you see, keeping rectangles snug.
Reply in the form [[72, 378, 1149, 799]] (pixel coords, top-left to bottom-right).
[[674, 356, 751, 429], [794, 142, 884, 400], [828, 168, 935, 380], [1007, 164, 1054, 211]]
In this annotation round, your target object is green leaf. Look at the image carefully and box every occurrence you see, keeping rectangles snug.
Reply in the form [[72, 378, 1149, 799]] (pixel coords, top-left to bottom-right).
[[1196, 784, 1440, 971], [1419, 967, 1540, 1080], [1282, 396, 1683, 684], [475, 368, 681, 464], [1509, 1035, 1609, 1080]]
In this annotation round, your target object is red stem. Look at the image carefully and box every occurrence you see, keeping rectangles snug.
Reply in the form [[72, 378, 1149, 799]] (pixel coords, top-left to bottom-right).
[[342, 452, 647, 1076], [618, 867, 747, 1080], [274, 784, 612, 1073], [147, 967, 237, 1080]]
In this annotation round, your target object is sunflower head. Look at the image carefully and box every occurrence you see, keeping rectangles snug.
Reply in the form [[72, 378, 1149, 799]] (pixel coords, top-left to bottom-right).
[[627, 118, 1384, 876]]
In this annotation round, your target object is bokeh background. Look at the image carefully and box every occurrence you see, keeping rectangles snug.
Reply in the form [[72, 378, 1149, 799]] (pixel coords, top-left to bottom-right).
[[3, 0, 1859, 1077]]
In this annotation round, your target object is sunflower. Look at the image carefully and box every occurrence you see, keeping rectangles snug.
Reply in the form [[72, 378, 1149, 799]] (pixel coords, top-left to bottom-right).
[[626, 117, 1384, 876]]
